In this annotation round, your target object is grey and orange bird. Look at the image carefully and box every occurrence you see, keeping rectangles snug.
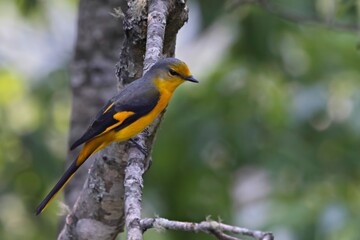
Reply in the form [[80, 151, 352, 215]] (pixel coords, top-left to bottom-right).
[[35, 58, 198, 215]]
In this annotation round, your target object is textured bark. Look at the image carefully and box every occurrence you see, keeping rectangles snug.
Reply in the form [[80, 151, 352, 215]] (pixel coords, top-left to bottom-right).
[[123, 1, 188, 239], [58, 0, 125, 238], [120, 2, 188, 239], [64, 0, 123, 211], [59, 144, 128, 240], [140, 218, 274, 240], [58, 0, 188, 239]]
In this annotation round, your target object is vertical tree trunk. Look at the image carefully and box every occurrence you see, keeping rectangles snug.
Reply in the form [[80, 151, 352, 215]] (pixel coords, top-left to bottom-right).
[[61, 0, 124, 230]]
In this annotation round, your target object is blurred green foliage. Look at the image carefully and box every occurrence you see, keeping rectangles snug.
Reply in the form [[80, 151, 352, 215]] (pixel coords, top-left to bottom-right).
[[1, 0, 360, 240], [15, 0, 42, 17], [0, 68, 70, 239]]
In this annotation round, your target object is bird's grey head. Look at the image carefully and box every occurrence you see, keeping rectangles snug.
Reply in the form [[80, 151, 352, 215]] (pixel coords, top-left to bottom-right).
[[146, 58, 198, 83]]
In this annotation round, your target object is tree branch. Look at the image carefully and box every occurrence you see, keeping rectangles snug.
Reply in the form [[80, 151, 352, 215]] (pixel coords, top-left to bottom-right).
[[209, 229, 242, 240], [58, 0, 126, 239], [123, 1, 188, 239], [140, 218, 274, 240], [143, 0, 168, 72]]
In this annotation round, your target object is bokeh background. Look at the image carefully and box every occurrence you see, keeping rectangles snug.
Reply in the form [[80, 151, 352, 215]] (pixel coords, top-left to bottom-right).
[[1, 0, 360, 239]]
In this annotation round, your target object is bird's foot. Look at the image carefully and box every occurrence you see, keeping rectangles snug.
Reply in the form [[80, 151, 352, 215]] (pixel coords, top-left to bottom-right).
[[129, 138, 148, 157], [129, 135, 152, 171]]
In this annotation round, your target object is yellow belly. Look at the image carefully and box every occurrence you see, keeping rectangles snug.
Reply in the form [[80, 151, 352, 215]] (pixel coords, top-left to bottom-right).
[[114, 90, 172, 141]]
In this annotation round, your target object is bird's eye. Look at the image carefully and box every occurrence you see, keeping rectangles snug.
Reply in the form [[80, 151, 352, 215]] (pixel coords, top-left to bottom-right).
[[169, 69, 180, 76]]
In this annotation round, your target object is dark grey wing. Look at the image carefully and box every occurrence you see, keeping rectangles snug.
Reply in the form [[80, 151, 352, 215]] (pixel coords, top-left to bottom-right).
[[70, 99, 117, 150], [70, 80, 160, 150]]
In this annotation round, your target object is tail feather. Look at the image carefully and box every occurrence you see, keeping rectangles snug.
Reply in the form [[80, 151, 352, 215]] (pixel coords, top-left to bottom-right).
[[35, 161, 79, 215], [35, 137, 106, 215]]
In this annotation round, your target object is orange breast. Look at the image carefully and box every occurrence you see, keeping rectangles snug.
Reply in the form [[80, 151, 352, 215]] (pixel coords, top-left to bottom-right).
[[114, 90, 172, 141]]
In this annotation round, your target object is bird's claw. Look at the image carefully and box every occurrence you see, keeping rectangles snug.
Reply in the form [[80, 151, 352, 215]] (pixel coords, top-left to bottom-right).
[[129, 138, 148, 157]]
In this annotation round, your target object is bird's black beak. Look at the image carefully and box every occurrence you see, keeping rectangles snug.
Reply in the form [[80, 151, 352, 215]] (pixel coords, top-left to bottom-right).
[[184, 75, 198, 83]]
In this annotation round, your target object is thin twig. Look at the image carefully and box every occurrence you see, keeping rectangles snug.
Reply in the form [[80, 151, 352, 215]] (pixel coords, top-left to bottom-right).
[[140, 218, 274, 240], [209, 229, 242, 240], [124, 140, 146, 240]]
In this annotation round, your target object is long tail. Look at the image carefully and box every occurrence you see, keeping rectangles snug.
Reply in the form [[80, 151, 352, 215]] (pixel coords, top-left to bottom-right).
[[35, 137, 106, 215], [35, 160, 79, 215]]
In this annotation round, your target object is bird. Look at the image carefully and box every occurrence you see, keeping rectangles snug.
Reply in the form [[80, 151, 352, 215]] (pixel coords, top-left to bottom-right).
[[35, 58, 198, 215]]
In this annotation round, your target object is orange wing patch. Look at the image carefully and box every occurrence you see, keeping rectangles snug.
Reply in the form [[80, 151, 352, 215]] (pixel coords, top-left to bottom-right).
[[113, 111, 135, 122], [102, 111, 135, 133], [75, 111, 136, 167]]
